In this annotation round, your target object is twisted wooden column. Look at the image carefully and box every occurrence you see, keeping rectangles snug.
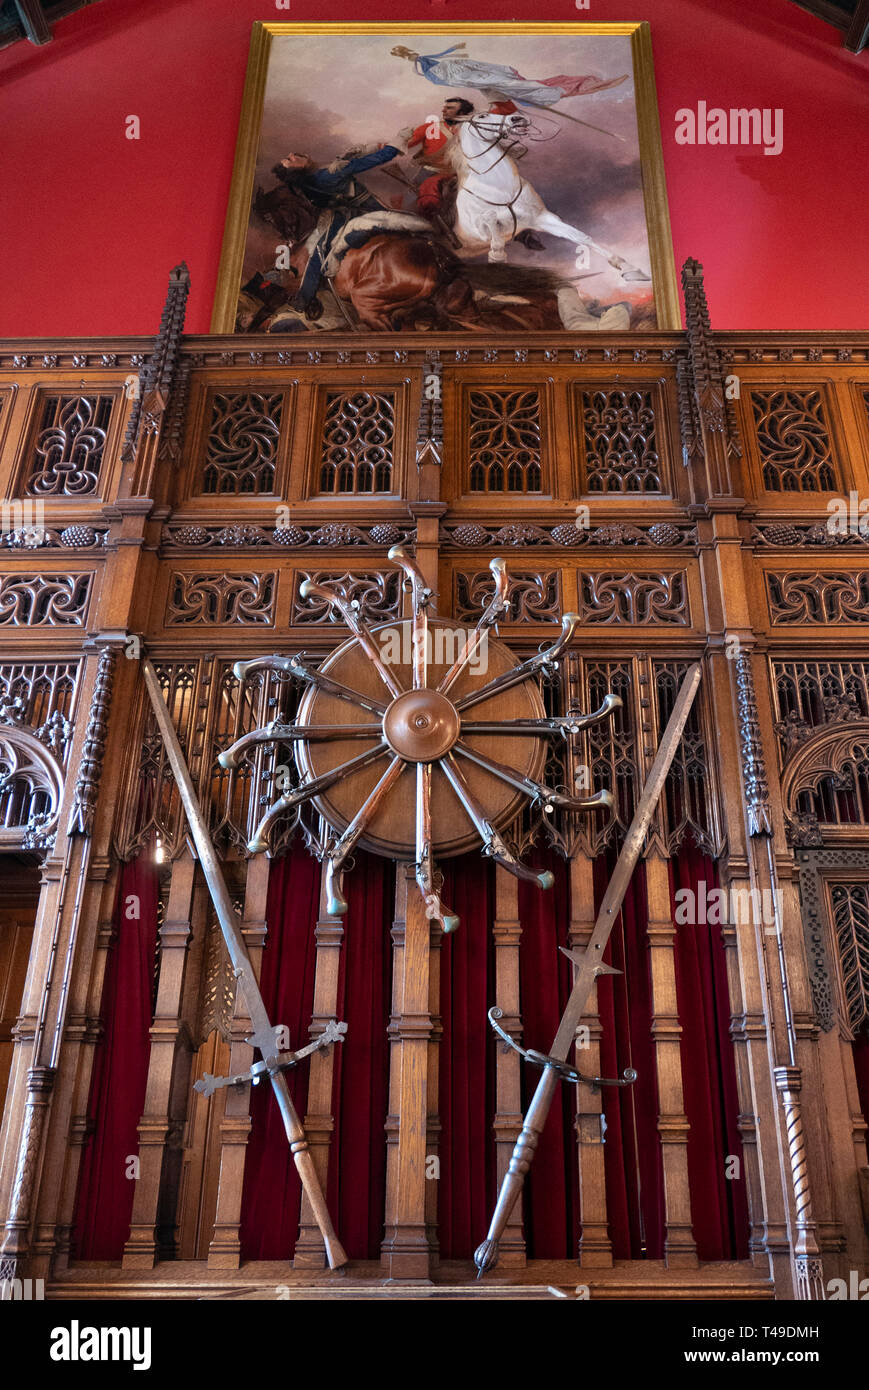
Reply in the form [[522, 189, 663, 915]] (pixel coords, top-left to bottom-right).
[[774, 1066, 825, 1300]]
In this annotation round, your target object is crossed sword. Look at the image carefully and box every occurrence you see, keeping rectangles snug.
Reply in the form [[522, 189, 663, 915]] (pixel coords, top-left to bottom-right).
[[474, 661, 702, 1276]]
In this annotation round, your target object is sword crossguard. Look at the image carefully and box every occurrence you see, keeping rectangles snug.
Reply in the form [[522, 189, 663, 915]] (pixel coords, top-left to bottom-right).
[[194, 1019, 348, 1098], [485, 1008, 636, 1091]]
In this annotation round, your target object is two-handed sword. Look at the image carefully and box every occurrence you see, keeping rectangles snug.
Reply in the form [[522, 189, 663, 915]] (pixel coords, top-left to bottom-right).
[[474, 662, 702, 1276], [141, 658, 348, 1270]]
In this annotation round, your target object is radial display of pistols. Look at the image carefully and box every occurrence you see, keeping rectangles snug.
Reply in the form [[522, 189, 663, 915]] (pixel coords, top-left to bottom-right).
[[219, 546, 621, 933]]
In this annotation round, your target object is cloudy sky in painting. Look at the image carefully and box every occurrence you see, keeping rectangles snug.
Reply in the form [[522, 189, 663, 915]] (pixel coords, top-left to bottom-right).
[[247, 32, 653, 304]]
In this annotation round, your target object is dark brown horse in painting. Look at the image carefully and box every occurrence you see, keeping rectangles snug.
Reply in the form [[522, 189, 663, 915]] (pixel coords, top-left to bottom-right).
[[331, 235, 473, 330], [252, 184, 474, 331]]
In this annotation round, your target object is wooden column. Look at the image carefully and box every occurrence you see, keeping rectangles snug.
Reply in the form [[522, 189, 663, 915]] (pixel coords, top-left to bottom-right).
[[381, 863, 432, 1280], [122, 852, 195, 1267], [570, 853, 612, 1267], [646, 850, 698, 1267], [491, 868, 526, 1266], [294, 861, 343, 1269], [207, 854, 269, 1269], [424, 917, 443, 1268]]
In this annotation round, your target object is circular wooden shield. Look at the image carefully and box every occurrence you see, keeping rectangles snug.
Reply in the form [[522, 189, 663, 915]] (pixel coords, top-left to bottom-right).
[[294, 618, 547, 858]]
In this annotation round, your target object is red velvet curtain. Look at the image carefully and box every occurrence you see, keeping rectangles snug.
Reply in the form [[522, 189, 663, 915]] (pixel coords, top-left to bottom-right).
[[518, 849, 585, 1258], [436, 853, 497, 1258], [670, 849, 750, 1259], [594, 852, 665, 1260], [436, 845, 746, 1263], [240, 846, 393, 1262], [239, 845, 320, 1260], [74, 855, 159, 1259], [327, 850, 393, 1260]]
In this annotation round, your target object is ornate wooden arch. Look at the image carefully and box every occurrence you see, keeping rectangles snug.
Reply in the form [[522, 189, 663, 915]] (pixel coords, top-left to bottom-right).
[[0, 718, 64, 851], [781, 718, 869, 847]]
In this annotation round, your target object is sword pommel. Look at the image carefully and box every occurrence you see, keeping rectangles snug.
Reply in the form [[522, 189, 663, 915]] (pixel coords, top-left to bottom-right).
[[474, 1238, 500, 1278]]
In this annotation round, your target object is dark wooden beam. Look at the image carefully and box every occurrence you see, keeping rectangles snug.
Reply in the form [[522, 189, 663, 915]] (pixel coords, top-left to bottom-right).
[[13, 0, 52, 45], [843, 0, 869, 50]]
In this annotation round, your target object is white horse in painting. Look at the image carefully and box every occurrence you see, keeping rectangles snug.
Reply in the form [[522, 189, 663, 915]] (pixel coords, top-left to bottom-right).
[[448, 110, 650, 281]]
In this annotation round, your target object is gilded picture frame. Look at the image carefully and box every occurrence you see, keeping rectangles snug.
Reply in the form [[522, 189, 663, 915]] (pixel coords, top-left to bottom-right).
[[211, 21, 679, 334]]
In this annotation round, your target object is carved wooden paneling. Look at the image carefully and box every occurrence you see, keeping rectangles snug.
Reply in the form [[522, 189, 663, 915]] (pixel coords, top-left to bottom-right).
[[766, 571, 869, 624], [576, 571, 688, 625], [577, 387, 662, 493], [0, 708, 65, 851], [318, 390, 395, 494], [750, 389, 838, 491], [0, 572, 92, 626], [21, 392, 115, 496], [0, 662, 79, 763], [467, 388, 542, 493], [796, 849, 869, 1035], [654, 660, 718, 855], [578, 658, 638, 855], [291, 570, 401, 625], [163, 521, 414, 550], [165, 572, 275, 626], [453, 568, 560, 624], [441, 520, 694, 549], [773, 659, 869, 759], [200, 390, 284, 494], [829, 881, 869, 1035], [116, 660, 200, 861]]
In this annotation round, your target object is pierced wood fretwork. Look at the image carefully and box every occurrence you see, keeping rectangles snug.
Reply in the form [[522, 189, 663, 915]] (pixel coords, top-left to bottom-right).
[[576, 572, 688, 625], [579, 387, 662, 493], [0, 694, 67, 851], [467, 388, 542, 493], [291, 571, 401, 625], [165, 573, 276, 626], [654, 660, 718, 855], [453, 569, 561, 624], [200, 391, 284, 494], [23, 393, 114, 496], [830, 882, 869, 1036], [0, 573, 92, 627], [117, 661, 199, 861], [0, 662, 79, 764], [767, 572, 869, 625], [580, 658, 638, 855], [773, 660, 869, 759], [318, 390, 394, 494], [751, 389, 838, 491]]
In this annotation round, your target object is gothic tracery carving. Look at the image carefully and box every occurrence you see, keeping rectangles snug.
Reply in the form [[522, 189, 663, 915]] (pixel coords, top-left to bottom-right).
[[25, 393, 113, 496], [0, 573, 92, 627], [319, 390, 395, 493], [201, 391, 283, 494], [751, 389, 838, 492], [292, 570, 401, 625], [467, 388, 542, 492], [454, 569, 561, 624], [576, 571, 688, 625], [767, 571, 869, 624], [579, 388, 662, 493], [166, 573, 275, 626]]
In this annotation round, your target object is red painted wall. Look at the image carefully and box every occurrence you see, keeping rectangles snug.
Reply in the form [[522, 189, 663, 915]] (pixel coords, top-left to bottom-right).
[[1, 0, 866, 335]]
